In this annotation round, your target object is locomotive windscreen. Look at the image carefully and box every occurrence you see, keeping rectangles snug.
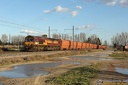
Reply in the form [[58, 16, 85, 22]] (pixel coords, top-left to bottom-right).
[[25, 36, 34, 42]]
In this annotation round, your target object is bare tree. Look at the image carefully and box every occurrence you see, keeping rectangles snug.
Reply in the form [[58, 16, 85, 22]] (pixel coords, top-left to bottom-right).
[[69, 36, 72, 41], [74, 34, 78, 41], [79, 32, 86, 42], [87, 34, 99, 44], [11, 35, 25, 45], [111, 32, 128, 48], [58, 34, 61, 39], [1, 34, 8, 44], [103, 40, 108, 46], [63, 34, 70, 40], [8, 34, 11, 44], [18, 35, 25, 45], [52, 33, 59, 39], [0, 39, 2, 45]]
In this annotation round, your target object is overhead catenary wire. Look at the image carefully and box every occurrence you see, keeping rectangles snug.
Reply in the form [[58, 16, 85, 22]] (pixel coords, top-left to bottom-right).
[[0, 23, 22, 29], [0, 18, 48, 35], [0, 19, 43, 30]]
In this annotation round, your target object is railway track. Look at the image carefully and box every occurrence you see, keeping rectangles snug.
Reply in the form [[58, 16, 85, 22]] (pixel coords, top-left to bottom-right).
[[0, 51, 68, 58]]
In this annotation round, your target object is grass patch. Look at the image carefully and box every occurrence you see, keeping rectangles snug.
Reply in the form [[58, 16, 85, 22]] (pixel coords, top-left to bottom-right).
[[109, 52, 128, 59], [109, 52, 128, 62], [0, 50, 88, 66], [45, 64, 99, 85]]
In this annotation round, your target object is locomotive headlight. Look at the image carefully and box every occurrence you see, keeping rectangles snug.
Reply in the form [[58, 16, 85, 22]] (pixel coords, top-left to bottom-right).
[[35, 42, 39, 44]]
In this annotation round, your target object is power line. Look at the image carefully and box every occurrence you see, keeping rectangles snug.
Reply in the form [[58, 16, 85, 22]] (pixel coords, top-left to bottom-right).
[[0, 23, 22, 29], [0, 19, 38, 30], [0, 18, 48, 35]]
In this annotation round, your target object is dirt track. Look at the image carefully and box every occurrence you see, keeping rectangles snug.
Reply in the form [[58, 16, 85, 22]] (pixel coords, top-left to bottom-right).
[[0, 51, 67, 57], [0, 50, 128, 85]]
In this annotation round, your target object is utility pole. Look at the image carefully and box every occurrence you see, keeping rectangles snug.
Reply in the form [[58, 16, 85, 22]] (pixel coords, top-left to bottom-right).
[[72, 26, 74, 50], [64, 26, 75, 50], [48, 26, 57, 38], [48, 26, 50, 38]]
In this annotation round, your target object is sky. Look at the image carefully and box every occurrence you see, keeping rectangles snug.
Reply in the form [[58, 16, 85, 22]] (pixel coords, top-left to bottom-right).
[[0, 0, 128, 43]]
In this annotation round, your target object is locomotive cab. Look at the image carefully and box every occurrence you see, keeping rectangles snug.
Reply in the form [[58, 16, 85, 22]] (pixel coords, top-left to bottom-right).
[[24, 35, 35, 51], [25, 36, 34, 44], [24, 35, 61, 51]]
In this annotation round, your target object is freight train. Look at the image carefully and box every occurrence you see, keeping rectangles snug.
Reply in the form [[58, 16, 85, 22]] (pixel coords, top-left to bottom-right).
[[24, 35, 107, 51]]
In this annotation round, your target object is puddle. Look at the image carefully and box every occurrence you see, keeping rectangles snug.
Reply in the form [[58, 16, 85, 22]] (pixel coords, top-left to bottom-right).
[[104, 79, 128, 82], [115, 67, 128, 75], [102, 79, 128, 84], [53, 57, 81, 64], [0, 61, 80, 78], [0, 83, 3, 85], [0, 62, 60, 78], [99, 79, 128, 85], [101, 67, 128, 84], [71, 56, 112, 61], [61, 61, 80, 65], [95, 54, 109, 57]]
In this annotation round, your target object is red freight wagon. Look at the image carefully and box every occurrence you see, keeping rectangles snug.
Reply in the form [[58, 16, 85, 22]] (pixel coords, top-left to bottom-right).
[[70, 41, 77, 50], [98, 45, 102, 49], [102, 45, 107, 50], [93, 44, 97, 49], [90, 44, 93, 49], [82, 43, 86, 49], [77, 42, 83, 49], [85, 43, 90, 48], [61, 40, 71, 50]]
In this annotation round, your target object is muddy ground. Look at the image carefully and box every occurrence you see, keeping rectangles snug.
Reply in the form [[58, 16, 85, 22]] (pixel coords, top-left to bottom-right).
[[0, 50, 128, 85]]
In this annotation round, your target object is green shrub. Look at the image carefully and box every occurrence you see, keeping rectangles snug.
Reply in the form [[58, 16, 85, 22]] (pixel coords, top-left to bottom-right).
[[109, 52, 128, 59], [45, 65, 99, 85]]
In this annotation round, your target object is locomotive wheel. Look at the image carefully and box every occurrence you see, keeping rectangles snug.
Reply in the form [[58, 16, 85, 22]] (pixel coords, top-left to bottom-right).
[[33, 47, 38, 52], [41, 47, 44, 51], [36, 48, 38, 52], [37, 48, 41, 52]]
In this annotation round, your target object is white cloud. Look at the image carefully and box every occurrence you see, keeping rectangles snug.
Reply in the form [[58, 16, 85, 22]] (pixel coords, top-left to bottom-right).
[[106, 1, 116, 6], [120, 0, 128, 7], [54, 6, 69, 12], [86, 0, 117, 6], [71, 6, 82, 17], [71, 11, 79, 17], [43, 5, 82, 17], [100, 0, 117, 6], [86, 0, 128, 7], [43, 10, 51, 14], [76, 25, 96, 30], [43, 5, 69, 14], [21, 30, 38, 34], [76, 6, 82, 9]]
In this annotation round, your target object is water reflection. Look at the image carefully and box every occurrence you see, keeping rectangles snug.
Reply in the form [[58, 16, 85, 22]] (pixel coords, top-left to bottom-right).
[[103, 79, 128, 84], [0, 82, 3, 85], [71, 56, 112, 60], [61, 61, 80, 65], [0, 61, 80, 78], [0, 62, 60, 78], [115, 67, 128, 75]]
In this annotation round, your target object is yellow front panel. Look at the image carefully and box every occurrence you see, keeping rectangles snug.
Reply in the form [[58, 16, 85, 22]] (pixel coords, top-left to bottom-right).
[[43, 39, 59, 45], [25, 42, 34, 46], [47, 39, 52, 43], [54, 40, 58, 44], [43, 40, 48, 45]]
